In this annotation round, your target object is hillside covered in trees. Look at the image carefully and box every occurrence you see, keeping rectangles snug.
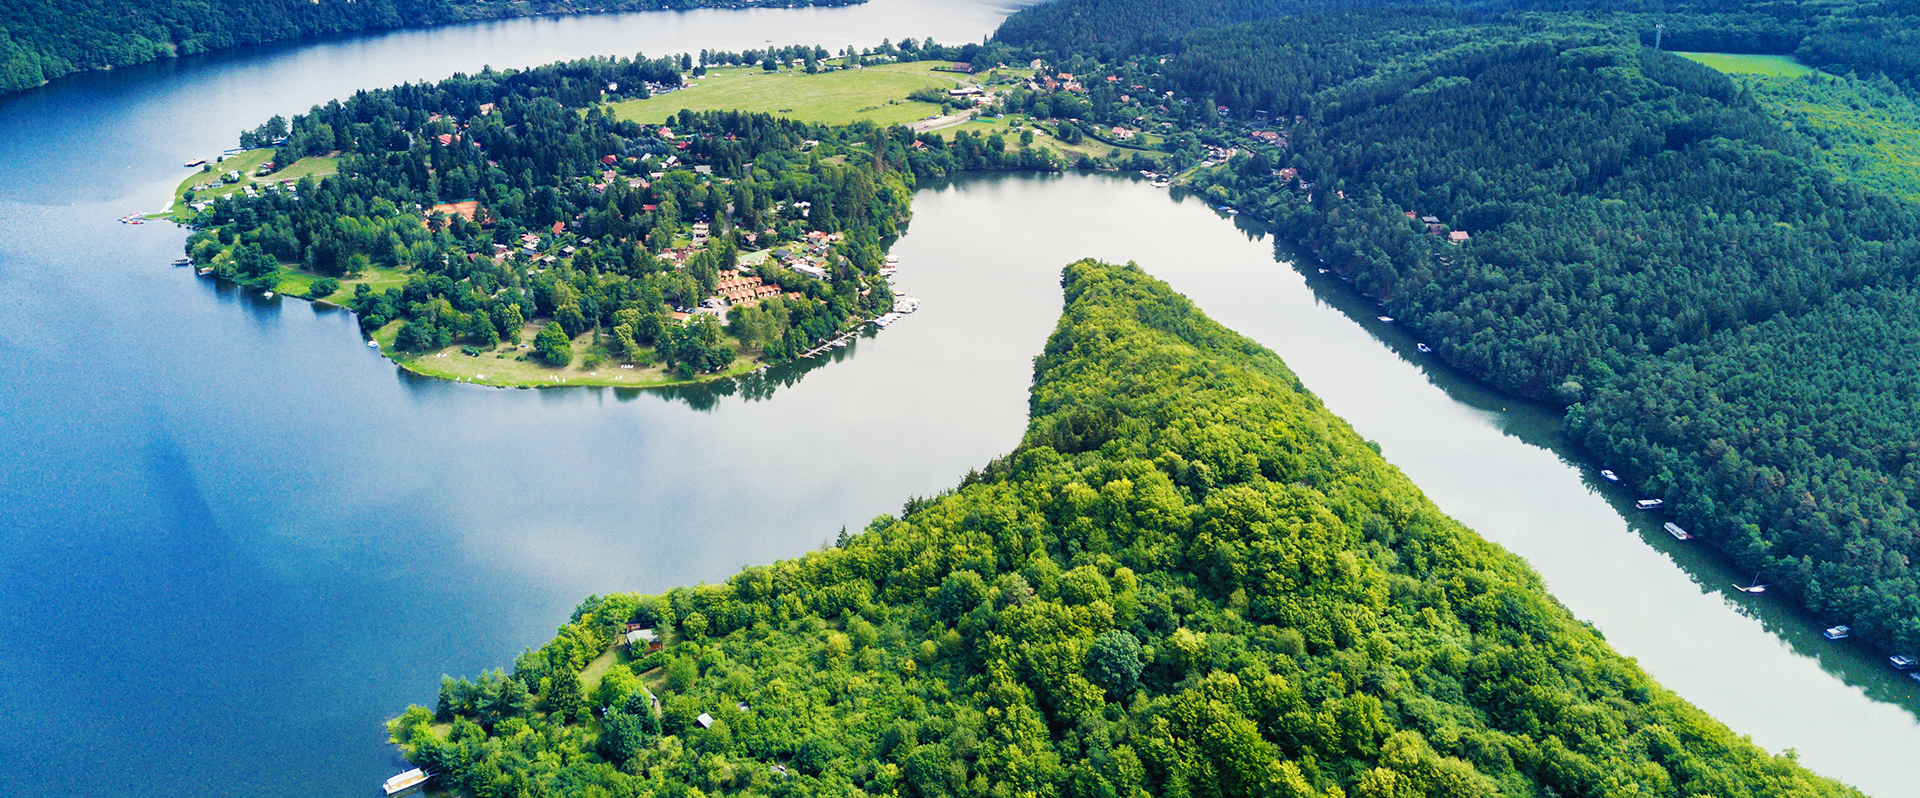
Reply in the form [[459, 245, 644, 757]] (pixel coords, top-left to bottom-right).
[[973, 0, 1920, 662], [0, 0, 860, 96], [390, 260, 1861, 798]]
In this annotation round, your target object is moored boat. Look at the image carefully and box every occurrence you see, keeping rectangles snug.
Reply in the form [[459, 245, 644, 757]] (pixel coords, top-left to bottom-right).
[[1891, 655, 1918, 670], [1663, 522, 1691, 541], [1600, 469, 1618, 482], [1635, 499, 1664, 510], [1824, 625, 1851, 640]]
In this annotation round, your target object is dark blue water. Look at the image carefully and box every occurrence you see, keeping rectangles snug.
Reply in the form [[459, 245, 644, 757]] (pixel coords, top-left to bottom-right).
[[3, 3, 1918, 797]]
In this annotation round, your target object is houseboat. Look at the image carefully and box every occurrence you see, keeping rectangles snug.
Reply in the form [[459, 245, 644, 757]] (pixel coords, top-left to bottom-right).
[[1634, 499, 1664, 510], [383, 768, 427, 796], [1662, 522, 1691, 541], [1600, 469, 1619, 482], [1891, 655, 1918, 670], [1823, 625, 1851, 640]]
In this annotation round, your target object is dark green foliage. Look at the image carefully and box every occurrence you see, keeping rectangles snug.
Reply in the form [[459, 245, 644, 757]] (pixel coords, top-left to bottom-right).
[[387, 260, 1858, 798], [1085, 630, 1143, 697], [1142, 7, 1920, 656], [0, 0, 863, 97], [533, 322, 572, 366]]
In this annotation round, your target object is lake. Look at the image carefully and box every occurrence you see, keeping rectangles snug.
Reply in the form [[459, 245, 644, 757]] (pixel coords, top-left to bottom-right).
[[0, 2, 1914, 796]]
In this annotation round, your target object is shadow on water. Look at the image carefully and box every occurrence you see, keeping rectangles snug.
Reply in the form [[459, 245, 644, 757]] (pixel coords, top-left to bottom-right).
[[1272, 211, 1920, 719]]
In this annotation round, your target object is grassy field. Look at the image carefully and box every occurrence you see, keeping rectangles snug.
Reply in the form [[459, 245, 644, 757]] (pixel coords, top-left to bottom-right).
[[167, 149, 338, 214], [608, 62, 977, 127], [267, 264, 409, 301], [374, 320, 761, 388], [1676, 51, 1815, 77], [952, 113, 1160, 164]]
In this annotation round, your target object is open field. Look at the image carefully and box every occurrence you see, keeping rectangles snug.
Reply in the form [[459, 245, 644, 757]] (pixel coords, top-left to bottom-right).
[[609, 64, 950, 127], [606, 62, 1012, 127], [167, 149, 337, 214], [952, 113, 1161, 164], [373, 320, 761, 388], [266, 264, 409, 301], [1676, 51, 1815, 77]]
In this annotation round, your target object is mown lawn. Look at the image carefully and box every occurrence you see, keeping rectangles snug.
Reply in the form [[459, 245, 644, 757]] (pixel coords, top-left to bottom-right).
[[1676, 51, 1815, 77], [607, 63, 961, 127], [168, 150, 338, 214]]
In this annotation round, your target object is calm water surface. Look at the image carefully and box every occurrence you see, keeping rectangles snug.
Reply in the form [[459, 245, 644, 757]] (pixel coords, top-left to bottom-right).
[[0, 5, 1915, 797]]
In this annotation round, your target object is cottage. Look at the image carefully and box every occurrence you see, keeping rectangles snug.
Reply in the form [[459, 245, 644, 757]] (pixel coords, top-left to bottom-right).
[[1448, 230, 1471, 244], [624, 628, 657, 648]]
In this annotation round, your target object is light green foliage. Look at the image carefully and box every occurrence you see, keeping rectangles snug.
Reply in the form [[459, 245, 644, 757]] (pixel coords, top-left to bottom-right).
[[1676, 51, 1816, 77], [390, 260, 1858, 798]]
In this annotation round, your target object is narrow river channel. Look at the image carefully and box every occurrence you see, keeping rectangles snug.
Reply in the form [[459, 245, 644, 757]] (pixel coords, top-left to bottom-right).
[[0, 3, 1913, 797]]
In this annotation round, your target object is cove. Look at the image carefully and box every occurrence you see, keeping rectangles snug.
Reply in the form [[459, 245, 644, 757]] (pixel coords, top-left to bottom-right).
[[0, 5, 1915, 798]]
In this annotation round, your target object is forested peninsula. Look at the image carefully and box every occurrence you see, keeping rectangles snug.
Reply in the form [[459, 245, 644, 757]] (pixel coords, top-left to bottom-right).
[[0, 0, 860, 97], [389, 259, 1861, 798]]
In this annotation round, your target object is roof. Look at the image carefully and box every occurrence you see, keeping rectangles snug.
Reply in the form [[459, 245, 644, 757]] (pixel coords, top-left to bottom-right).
[[696, 713, 714, 728]]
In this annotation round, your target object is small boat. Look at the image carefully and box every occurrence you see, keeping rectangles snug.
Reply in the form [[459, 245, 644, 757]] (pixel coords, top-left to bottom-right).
[[196, 267, 213, 276], [261, 291, 274, 299], [1891, 655, 1918, 670], [1600, 469, 1619, 482], [1416, 343, 1431, 353], [129, 219, 143, 225], [171, 258, 191, 266], [184, 158, 207, 168], [1634, 499, 1664, 510], [1823, 625, 1851, 640], [367, 340, 380, 348], [1316, 268, 1328, 274], [1911, 671, 1920, 683], [1377, 315, 1394, 323], [383, 767, 428, 796], [1734, 582, 1767, 594], [1663, 522, 1692, 541]]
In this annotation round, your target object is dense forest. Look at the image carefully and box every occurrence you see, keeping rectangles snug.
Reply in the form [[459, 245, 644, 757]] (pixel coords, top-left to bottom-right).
[[0, 0, 860, 96], [993, 0, 1920, 661], [390, 260, 1861, 798]]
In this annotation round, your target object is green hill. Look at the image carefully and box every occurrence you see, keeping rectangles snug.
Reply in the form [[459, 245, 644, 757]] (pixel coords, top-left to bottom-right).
[[390, 259, 1858, 798]]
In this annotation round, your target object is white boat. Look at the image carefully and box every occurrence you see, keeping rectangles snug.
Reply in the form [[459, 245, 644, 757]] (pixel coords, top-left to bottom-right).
[[1600, 469, 1619, 482], [1416, 343, 1431, 353], [893, 296, 919, 313], [261, 291, 274, 299], [1377, 316, 1394, 323], [367, 340, 380, 348], [384, 768, 427, 796], [1634, 499, 1664, 510], [1823, 625, 1851, 640], [1663, 522, 1691, 541], [1890, 655, 1917, 670]]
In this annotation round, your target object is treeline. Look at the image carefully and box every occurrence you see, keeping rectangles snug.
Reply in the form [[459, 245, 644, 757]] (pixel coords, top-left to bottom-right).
[[390, 260, 1861, 798], [0, 0, 862, 97], [1085, 8, 1920, 655]]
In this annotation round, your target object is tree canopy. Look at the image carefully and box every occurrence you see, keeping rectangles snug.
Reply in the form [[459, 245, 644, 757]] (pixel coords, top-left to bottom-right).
[[390, 260, 1860, 798]]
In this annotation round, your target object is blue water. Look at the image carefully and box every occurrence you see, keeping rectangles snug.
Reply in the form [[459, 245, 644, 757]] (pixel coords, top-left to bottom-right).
[[2, 2, 1918, 796]]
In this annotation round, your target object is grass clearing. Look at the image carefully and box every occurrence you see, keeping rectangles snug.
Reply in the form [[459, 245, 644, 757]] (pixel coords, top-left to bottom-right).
[[952, 113, 1160, 164], [376, 321, 761, 389], [608, 63, 973, 127], [167, 150, 338, 215], [1676, 52, 1815, 77]]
